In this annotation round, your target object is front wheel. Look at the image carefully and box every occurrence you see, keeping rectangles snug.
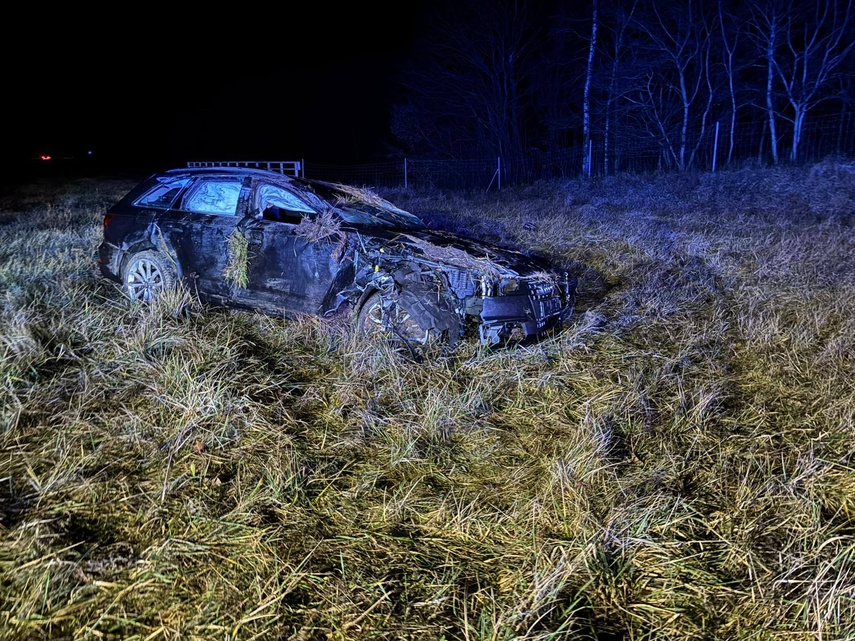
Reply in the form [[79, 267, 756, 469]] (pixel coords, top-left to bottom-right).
[[122, 250, 178, 302], [356, 291, 431, 346]]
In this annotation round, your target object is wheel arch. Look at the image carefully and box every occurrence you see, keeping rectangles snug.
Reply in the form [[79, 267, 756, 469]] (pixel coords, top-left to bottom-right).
[[119, 224, 186, 282], [355, 281, 462, 345], [353, 285, 383, 318]]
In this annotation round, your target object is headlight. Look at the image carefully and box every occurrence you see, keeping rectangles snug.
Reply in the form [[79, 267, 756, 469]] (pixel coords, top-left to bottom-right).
[[501, 279, 520, 294], [527, 277, 558, 298]]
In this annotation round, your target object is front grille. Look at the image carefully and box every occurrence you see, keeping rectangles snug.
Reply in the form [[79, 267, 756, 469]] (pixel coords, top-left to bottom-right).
[[537, 297, 563, 317], [525, 277, 562, 321], [526, 278, 557, 299]]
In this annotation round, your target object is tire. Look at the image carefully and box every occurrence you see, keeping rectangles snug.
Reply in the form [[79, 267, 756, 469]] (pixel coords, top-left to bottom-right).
[[356, 291, 429, 345], [122, 250, 178, 302]]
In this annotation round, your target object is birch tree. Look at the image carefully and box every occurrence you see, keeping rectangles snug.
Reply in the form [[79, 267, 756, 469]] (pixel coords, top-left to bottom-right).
[[718, 0, 744, 164], [774, 0, 854, 161], [582, 0, 598, 176], [602, 1, 637, 175], [629, 0, 715, 170]]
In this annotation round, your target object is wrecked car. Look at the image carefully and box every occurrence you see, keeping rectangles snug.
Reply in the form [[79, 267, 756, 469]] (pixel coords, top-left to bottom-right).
[[97, 166, 576, 346]]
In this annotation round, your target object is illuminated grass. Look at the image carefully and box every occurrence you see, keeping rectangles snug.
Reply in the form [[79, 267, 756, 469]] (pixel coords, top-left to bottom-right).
[[1, 161, 854, 639], [224, 229, 250, 291]]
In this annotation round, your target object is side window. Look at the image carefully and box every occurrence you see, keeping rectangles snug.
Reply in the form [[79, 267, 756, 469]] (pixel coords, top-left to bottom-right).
[[184, 179, 243, 216], [257, 183, 315, 223], [135, 177, 190, 209]]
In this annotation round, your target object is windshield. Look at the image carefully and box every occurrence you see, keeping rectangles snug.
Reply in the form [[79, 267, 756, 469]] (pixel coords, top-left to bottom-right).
[[297, 180, 426, 230]]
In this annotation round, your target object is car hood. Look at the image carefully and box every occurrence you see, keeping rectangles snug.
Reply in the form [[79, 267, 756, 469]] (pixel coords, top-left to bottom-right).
[[361, 227, 554, 278]]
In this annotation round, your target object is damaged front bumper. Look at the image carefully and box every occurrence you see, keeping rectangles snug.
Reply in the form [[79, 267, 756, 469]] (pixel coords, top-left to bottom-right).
[[477, 274, 577, 344]]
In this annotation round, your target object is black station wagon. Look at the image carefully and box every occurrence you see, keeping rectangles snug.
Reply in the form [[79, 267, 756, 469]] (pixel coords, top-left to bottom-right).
[[97, 166, 576, 346]]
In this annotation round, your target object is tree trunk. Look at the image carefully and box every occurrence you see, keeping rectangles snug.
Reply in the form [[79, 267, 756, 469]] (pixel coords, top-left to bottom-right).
[[719, 0, 739, 165], [766, 12, 779, 164], [679, 72, 689, 171], [582, 0, 598, 177], [604, 109, 611, 176], [604, 2, 635, 176], [728, 98, 736, 165], [791, 106, 804, 162], [688, 43, 713, 170]]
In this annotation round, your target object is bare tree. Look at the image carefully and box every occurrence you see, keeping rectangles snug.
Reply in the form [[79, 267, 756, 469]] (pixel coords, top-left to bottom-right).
[[391, 0, 537, 160], [753, 4, 782, 164], [774, 0, 854, 161], [601, 1, 638, 175], [582, 0, 598, 176], [718, 0, 745, 165], [766, 10, 780, 164], [628, 0, 715, 170]]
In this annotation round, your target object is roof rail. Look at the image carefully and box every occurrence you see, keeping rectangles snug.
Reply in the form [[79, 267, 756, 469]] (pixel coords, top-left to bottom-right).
[[187, 160, 303, 177]]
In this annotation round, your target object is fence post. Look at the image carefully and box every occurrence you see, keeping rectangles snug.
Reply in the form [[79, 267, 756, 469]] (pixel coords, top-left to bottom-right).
[[404, 158, 408, 190], [301, 159, 306, 178], [498, 157, 502, 190], [712, 122, 720, 173]]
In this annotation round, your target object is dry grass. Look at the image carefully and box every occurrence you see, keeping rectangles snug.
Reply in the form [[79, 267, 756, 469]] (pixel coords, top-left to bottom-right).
[[1, 160, 854, 640], [332, 183, 397, 211], [295, 209, 344, 244], [224, 229, 250, 291]]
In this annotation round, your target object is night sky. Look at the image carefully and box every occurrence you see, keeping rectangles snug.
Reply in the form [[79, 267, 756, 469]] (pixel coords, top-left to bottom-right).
[[4, 2, 428, 169], [6, 0, 851, 177]]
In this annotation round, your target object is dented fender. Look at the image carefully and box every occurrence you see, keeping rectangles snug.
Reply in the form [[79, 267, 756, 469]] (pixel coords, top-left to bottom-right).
[[147, 223, 186, 279], [339, 250, 463, 341], [103, 221, 186, 281]]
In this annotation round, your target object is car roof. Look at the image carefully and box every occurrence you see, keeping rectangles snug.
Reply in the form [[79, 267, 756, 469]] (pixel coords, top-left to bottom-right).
[[161, 166, 299, 182]]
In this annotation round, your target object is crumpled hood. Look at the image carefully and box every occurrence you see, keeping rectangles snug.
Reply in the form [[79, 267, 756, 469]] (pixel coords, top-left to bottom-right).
[[361, 227, 554, 278]]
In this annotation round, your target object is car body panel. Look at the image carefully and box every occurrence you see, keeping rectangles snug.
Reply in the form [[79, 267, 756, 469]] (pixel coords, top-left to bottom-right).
[[234, 217, 350, 315]]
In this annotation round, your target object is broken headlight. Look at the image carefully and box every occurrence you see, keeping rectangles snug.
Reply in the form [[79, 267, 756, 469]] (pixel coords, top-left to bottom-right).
[[525, 278, 557, 298]]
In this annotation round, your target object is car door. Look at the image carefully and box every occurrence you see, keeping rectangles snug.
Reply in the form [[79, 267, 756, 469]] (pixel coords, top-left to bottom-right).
[[233, 181, 352, 315], [167, 175, 251, 301]]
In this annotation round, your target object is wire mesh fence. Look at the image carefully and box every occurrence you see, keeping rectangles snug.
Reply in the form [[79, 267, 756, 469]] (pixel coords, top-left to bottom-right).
[[303, 112, 855, 190], [303, 161, 404, 187]]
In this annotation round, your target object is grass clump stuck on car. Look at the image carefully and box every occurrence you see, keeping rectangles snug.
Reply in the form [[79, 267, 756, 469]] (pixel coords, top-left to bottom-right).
[[1, 160, 854, 640], [224, 228, 251, 291]]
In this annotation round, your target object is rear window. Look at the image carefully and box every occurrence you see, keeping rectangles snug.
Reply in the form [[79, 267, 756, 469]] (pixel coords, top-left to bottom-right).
[[134, 177, 190, 209]]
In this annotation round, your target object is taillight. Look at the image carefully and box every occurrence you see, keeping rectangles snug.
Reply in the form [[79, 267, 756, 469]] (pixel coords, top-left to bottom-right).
[[103, 214, 114, 229]]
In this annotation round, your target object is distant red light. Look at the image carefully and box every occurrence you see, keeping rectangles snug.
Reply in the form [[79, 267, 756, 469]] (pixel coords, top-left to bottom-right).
[[40, 155, 52, 161], [103, 214, 114, 228]]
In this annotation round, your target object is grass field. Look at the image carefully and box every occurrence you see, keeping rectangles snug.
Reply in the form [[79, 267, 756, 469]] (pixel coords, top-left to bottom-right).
[[1, 162, 854, 640]]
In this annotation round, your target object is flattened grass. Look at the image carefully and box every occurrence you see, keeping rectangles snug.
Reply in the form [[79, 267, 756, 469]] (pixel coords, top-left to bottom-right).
[[1, 161, 854, 639]]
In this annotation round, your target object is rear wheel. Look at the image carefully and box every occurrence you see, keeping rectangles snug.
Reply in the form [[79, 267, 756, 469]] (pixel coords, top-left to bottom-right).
[[122, 250, 177, 302]]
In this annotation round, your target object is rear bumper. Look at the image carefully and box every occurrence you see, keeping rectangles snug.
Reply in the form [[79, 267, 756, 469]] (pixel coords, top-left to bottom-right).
[[97, 242, 123, 282]]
